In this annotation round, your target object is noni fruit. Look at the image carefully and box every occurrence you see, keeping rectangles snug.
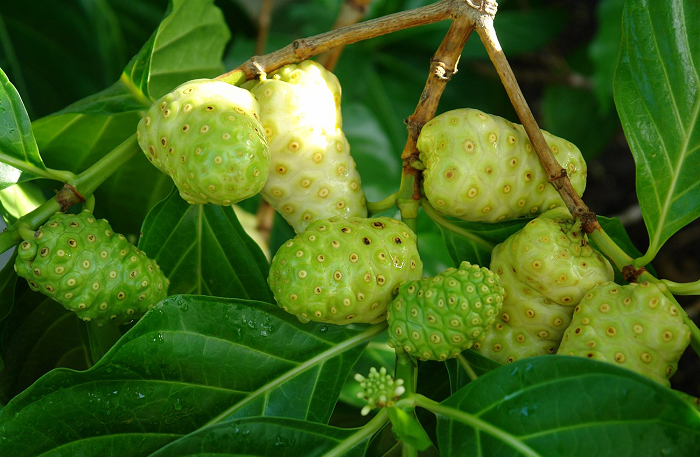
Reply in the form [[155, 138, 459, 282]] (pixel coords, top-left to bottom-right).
[[248, 60, 367, 233], [473, 207, 614, 364], [417, 108, 586, 222], [14, 210, 169, 325], [387, 261, 504, 361], [558, 281, 691, 387], [136, 79, 269, 205], [268, 216, 422, 324]]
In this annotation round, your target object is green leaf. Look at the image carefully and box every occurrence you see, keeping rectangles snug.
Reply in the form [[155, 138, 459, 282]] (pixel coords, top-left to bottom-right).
[[435, 356, 700, 456], [387, 407, 433, 451], [614, 0, 700, 264], [57, 80, 149, 116], [0, 67, 44, 190], [589, 0, 625, 112], [122, 0, 230, 102], [541, 85, 620, 160], [150, 416, 372, 457], [0, 249, 17, 322], [32, 111, 171, 238], [445, 350, 501, 394], [0, 0, 130, 118], [0, 295, 381, 456], [343, 102, 401, 202], [138, 189, 274, 303], [0, 180, 44, 225], [434, 216, 530, 268], [0, 281, 89, 405]]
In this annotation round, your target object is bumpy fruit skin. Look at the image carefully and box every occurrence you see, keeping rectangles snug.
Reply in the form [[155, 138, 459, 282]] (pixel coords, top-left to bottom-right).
[[387, 261, 504, 361], [558, 281, 691, 387], [14, 210, 169, 325], [473, 208, 614, 364], [249, 60, 367, 233], [417, 108, 586, 222], [268, 216, 422, 324], [136, 79, 269, 205]]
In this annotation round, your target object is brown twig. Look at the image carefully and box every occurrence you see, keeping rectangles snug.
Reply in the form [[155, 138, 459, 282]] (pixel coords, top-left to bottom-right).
[[256, 0, 274, 55], [317, 0, 373, 71], [475, 16, 598, 231], [401, 17, 475, 201], [218, 0, 457, 82]]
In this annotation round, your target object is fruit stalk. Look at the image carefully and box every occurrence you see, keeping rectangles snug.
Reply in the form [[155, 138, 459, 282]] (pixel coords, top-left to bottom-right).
[[476, 16, 592, 223], [0, 135, 140, 255]]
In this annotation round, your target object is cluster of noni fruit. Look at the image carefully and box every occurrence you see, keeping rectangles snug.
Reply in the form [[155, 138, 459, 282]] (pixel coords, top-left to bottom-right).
[[15, 59, 691, 388]]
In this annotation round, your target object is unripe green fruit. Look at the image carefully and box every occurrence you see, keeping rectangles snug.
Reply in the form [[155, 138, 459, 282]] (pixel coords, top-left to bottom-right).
[[249, 60, 367, 233], [14, 210, 169, 325], [136, 79, 269, 205], [417, 108, 586, 222], [387, 261, 504, 361], [558, 281, 691, 387], [268, 216, 422, 325], [474, 208, 614, 364]]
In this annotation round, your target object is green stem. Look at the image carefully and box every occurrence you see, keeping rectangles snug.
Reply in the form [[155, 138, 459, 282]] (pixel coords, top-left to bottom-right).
[[403, 442, 419, 457], [84, 195, 96, 213], [0, 151, 76, 182], [325, 408, 389, 457], [412, 394, 541, 457], [0, 134, 141, 255], [420, 199, 494, 250], [73, 134, 139, 196], [660, 279, 700, 296], [587, 227, 635, 272], [17, 224, 36, 241], [456, 354, 478, 381], [367, 192, 399, 216], [395, 347, 417, 395], [119, 73, 153, 108]]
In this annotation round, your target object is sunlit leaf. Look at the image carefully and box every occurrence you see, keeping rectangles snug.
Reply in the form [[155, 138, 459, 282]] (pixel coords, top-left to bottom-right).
[[614, 0, 700, 263], [0, 67, 44, 190], [122, 0, 230, 101]]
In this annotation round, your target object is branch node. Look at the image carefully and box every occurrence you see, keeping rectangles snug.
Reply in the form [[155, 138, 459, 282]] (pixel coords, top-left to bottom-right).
[[622, 264, 647, 283], [433, 61, 453, 81], [465, 0, 498, 17], [56, 183, 85, 212]]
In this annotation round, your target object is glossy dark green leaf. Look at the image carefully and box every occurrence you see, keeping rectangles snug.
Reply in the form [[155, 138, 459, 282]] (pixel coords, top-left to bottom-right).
[[343, 102, 401, 202], [589, 0, 625, 112], [436, 356, 700, 456], [0, 0, 128, 118], [122, 0, 230, 102], [614, 0, 700, 263], [150, 416, 371, 457], [0, 295, 381, 456], [0, 280, 89, 405], [138, 189, 274, 302], [0, 67, 44, 190], [541, 85, 620, 160], [434, 215, 530, 268]]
